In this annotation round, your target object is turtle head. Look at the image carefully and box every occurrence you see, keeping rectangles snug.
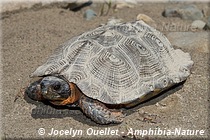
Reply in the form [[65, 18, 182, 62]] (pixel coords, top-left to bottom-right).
[[40, 76, 71, 104], [25, 75, 82, 106], [25, 79, 43, 101]]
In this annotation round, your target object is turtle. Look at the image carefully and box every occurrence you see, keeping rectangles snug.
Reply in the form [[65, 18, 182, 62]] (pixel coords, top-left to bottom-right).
[[25, 20, 193, 124]]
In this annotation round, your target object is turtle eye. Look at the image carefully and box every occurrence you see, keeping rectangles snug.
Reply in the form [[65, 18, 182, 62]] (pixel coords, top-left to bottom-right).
[[53, 83, 61, 91]]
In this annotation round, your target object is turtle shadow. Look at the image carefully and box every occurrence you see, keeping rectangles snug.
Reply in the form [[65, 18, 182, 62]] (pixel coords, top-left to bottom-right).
[[24, 95, 108, 126], [24, 81, 184, 126], [122, 81, 184, 116]]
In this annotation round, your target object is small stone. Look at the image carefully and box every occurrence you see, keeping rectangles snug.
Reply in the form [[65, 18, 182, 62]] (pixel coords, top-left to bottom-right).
[[167, 32, 209, 53], [114, 2, 134, 11], [163, 5, 203, 20], [83, 9, 97, 20], [191, 20, 206, 30], [100, 17, 122, 26], [62, 1, 93, 12], [124, 0, 138, 4], [136, 14, 156, 27], [107, 17, 123, 25], [201, 5, 209, 17]]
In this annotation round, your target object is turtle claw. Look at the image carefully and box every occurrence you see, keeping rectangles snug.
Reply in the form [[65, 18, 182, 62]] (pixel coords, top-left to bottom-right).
[[110, 111, 125, 123]]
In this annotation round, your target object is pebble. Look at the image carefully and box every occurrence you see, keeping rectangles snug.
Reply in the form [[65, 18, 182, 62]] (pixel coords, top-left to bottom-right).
[[191, 20, 206, 30], [114, 2, 134, 11], [124, 0, 138, 4], [62, 1, 93, 12], [167, 32, 209, 53], [107, 17, 123, 25], [163, 5, 203, 20], [201, 5, 209, 17], [136, 14, 156, 27], [83, 9, 97, 20]]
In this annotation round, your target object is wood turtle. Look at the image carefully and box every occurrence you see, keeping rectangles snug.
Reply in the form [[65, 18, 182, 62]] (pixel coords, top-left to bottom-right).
[[25, 20, 193, 124]]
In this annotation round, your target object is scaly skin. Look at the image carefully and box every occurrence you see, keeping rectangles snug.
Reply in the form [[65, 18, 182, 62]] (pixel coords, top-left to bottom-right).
[[25, 78, 125, 124], [79, 95, 124, 124]]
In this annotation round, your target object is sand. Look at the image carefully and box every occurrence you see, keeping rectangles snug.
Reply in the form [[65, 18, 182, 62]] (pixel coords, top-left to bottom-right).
[[1, 2, 209, 139]]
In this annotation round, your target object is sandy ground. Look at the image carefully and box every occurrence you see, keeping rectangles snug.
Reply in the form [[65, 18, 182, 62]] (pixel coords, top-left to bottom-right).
[[1, 2, 209, 139]]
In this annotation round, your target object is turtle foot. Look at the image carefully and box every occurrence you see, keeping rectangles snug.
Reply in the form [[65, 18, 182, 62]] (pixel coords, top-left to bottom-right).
[[79, 95, 124, 124], [109, 111, 125, 123]]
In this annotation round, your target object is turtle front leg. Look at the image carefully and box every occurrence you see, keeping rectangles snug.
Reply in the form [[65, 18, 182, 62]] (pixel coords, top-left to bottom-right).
[[79, 95, 125, 124]]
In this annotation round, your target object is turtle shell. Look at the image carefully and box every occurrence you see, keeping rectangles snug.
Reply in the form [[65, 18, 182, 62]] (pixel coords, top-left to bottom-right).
[[31, 20, 193, 104]]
